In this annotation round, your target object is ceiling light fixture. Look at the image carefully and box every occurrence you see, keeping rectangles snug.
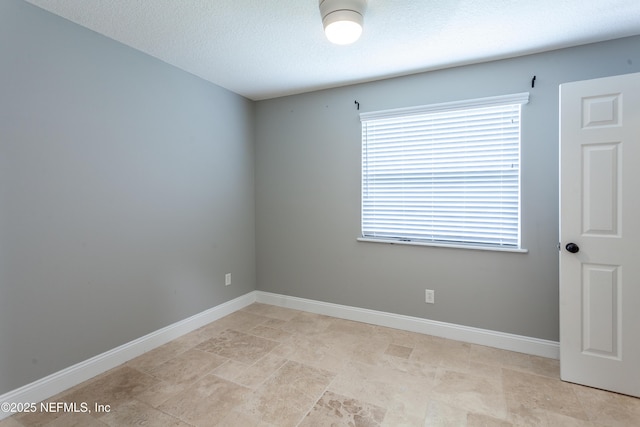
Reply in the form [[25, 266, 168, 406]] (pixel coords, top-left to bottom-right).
[[319, 0, 367, 45]]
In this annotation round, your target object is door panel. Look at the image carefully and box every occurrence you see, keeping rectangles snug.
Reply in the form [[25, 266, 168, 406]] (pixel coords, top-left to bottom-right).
[[581, 263, 620, 358], [582, 143, 620, 235], [560, 72, 640, 397]]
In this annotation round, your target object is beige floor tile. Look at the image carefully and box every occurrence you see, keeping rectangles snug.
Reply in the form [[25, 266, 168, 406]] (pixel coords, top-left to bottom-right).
[[127, 340, 189, 373], [380, 410, 424, 427], [467, 413, 513, 426], [98, 400, 189, 426], [374, 353, 439, 380], [467, 361, 504, 380], [248, 324, 293, 342], [211, 359, 251, 382], [169, 327, 216, 349], [411, 337, 471, 372], [330, 360, 432, 420], [15, 367, 157, 427], [385, 343, 413, 359], [196, 329, 279, 364], [332, 359, 391, 389], [134, 378, 194, 408], [12, 398, 78, 427], [387, 389, 431, 421], [298, 390, 386, 426], [502, 368, 587, 421], [241, 303, 301, 321], [431, 369, 507, 419], [279, 311, 335, 335], [528, 356, 560, 379], [350, 339, 390, 366], [469, 344, 532, 371], [12, 406, 58, 427], [336, 321, 393, 355], [218, 409, 280, 427], [213, 310, 273, 333], [236, 360, 335, 427], [260, 318, 288, 329], [0, 417, 24, 427], [233, 352, 287, 389], [470, 346, 559, 380], [271, 333, 350, 373], [324, 318, 381, 339], [506, 404, 550, 426], [310, 327, 366, 356], [544, 411, 601, 427], [572, 383, 640, 427], [211, 359, 251, 381], [423, 399, 469, 427], [375, 325, 426, 349], [149, 348, 227, 384], [190, 320, 229, 339], [158, 374, 251, 426], [63, 366, 159, 410], [42, 412, 108, 427]]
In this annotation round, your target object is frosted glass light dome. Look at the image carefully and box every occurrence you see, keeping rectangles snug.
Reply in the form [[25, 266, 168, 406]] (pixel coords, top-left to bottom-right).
[[323, 10, 363, 45], [320, 0, 366, 45]]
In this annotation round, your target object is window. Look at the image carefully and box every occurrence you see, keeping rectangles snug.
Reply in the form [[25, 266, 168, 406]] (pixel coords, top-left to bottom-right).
[[360, 93, 529, 250]]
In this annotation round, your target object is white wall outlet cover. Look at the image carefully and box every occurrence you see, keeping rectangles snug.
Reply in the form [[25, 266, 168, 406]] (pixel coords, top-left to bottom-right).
[[425, 289, 435, 304]]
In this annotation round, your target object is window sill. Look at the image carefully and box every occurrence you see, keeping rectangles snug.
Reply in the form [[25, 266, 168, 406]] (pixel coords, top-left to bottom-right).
[[357, 237, 529, 253]]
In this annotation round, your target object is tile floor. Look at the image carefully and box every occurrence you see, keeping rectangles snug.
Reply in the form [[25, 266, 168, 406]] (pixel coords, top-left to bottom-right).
[[2, 303, 639, 426]]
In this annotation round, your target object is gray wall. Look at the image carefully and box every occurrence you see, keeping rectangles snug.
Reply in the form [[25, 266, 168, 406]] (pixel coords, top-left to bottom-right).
[[255, 35, 640, 342], [0, 0, 255, 394]]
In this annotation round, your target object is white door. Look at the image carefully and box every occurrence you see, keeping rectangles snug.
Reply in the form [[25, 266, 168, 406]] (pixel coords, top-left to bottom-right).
[[559, 72, 640, 397]]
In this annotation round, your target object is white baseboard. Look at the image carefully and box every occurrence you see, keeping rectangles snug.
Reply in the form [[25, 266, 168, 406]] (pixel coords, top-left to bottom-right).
[[254, 291, 560, 360], [0, 292, 256, 421], [1, 290, 559, 421]]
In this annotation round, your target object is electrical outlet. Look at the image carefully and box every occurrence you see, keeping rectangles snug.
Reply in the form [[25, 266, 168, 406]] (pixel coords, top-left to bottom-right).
[[225, 273, 231, 286], [425, 289, 435, 304]]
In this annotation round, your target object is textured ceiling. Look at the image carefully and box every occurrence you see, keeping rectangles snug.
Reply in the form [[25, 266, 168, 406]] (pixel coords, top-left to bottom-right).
[[23, 0, 640, 100]]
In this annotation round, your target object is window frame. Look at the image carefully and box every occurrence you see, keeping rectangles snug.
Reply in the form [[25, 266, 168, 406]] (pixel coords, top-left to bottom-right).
[[358, 92, 529, 253]]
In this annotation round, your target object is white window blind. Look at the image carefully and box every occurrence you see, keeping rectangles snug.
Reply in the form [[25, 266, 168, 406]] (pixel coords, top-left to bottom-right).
[[360, 93, 529, 249]]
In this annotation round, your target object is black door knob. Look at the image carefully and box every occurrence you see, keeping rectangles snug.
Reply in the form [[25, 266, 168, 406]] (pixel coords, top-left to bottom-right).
[[565, 243, 580, 253]]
